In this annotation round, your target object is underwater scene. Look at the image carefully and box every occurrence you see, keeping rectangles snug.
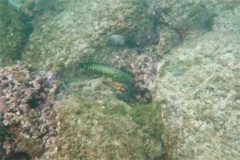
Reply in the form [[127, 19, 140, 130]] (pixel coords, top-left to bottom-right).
[[0, 0, 240, 159]]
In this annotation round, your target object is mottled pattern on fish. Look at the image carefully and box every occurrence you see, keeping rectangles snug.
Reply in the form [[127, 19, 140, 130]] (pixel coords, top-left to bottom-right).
[[80, 63, 134, 83], [102, 81, 131, 93], [102, 81, 137, 102]]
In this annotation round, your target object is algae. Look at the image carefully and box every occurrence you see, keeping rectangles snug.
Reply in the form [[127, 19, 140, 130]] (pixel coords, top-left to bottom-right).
[[40, 90, 163, 159], [0, 0, 32, 66]]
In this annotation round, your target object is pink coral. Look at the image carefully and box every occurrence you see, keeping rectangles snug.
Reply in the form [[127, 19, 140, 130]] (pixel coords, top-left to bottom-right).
[[130, 55, 157, 103], [0, 63, 60, 159]]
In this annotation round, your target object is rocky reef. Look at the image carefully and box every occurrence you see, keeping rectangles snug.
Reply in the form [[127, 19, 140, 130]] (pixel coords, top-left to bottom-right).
[[0, 0, 32, 67], [1, 0, 240, 159], [22, 0, 156, 74], [153, 31, 240, 159], [21, 0, 217, 105], [0, 64, 60, 159], [41, 90, 163, 159]]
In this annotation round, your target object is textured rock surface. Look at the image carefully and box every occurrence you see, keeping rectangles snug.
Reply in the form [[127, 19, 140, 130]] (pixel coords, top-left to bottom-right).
[[21, 0, 217, 105], [213, 5, 240, 33], [21, 0, 220, 88], [152, 0, 215, 32], [41, 85, 163, 159], [3, 0, 239, 159], [0, 64, 60, 159], [153, 31, 240, 159], [0, 1, 31, 67], [23, 0, 156, 75]]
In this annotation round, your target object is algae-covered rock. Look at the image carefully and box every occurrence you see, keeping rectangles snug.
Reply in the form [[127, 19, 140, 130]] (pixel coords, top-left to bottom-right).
[[41, 86, 163, 159], [0, 0, 31, 67], [0, 63, 60, 159], [156, 27, 182, 54], [213, 4, 240, 33], [23, 0, 155, 76], [153, 0, 216, 35], [153, 31, 240, 159], [22, 0, 225, 84]]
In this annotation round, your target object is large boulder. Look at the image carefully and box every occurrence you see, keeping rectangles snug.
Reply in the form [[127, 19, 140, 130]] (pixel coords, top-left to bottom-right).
[[22, 0, 218, 75], [213, 5, 240, 33], [153, 31, 240, 159], [40, 84, 163, 159], [23, 0, 156, 77], [0, 1, 31, 67]]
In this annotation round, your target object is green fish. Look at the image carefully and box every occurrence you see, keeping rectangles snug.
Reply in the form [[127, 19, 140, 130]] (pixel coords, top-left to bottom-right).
[[80, 62, 134, 83]]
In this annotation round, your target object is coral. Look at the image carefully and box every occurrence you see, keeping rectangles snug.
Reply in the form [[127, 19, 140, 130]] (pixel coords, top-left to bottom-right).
[[0, 63, 60, 159], [125, 53, 158, 104], [0, 0, 32, 67], [16, 1, 240, 158]]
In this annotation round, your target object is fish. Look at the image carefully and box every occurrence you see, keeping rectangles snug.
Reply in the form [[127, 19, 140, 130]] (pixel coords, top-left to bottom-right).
[[102, 81, 131, 93], [106, 34, 138, 48], [79, 62, 134, 83], [102, 81, 137, 102]]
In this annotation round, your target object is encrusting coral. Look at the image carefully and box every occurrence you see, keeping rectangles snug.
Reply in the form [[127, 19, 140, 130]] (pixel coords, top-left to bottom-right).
[[0, 63, 60, 159]]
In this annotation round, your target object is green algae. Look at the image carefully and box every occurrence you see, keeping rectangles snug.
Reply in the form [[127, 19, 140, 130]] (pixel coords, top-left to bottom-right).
[[130, 104, 155, 126], [0, 1, 32, 66], [104, 104, 128, 116], [42, 90, 163, 159], [128, 103, 163, 152]]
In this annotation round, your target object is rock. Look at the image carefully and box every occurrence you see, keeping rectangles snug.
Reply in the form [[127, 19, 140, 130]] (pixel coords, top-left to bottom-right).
[[40, 88, 163, 159], [22, 0, 155, 76], [0, 63, 60, 159], [151, 0, 216, 35], [213, 5, 240, 33], [0, 0, 32, 67], [153, 31, 240, 159]]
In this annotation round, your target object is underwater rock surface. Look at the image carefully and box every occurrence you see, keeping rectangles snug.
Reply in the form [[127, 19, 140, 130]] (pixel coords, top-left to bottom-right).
[[153, 31, 240, 159], [22, 0, 155, 75], [40, 89, 163, 159], [6, 0, 239, 159], [0, 1, 32, 67], [0, 64, 60, 159]]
